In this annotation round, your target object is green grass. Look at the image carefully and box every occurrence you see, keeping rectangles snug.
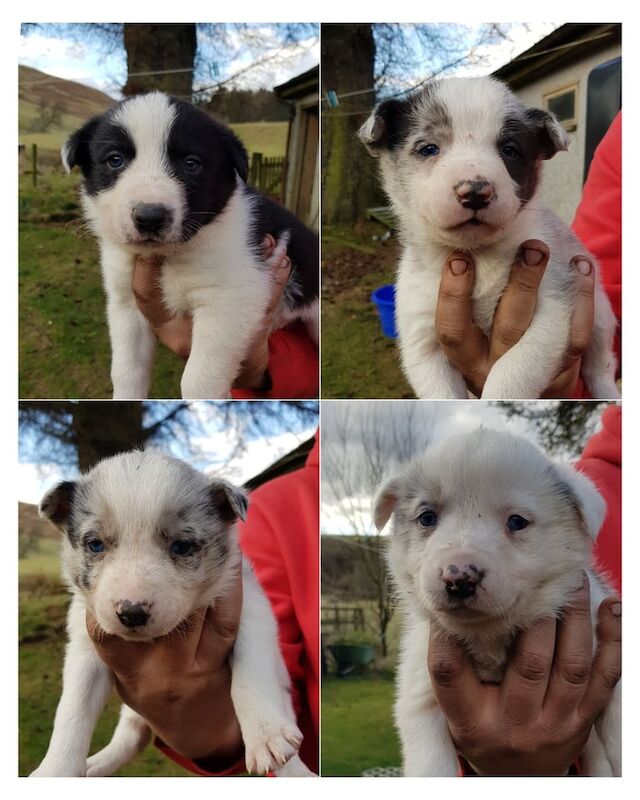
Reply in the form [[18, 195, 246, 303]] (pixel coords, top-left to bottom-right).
[[19, 172, 190, 399], [19, 541, 195, 776], [321, 224, 413, 398], [230, 121, 287, 158], [321, 674, 401, 776]]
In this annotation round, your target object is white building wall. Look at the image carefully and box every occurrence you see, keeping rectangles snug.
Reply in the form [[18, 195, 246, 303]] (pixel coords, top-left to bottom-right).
[[514, 43, 620, 223]]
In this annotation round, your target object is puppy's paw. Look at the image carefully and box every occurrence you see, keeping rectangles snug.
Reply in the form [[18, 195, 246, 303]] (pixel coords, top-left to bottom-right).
[[30, 759, 86, 777], [243, 720, 303, 775], [85, 751, 115, 777]]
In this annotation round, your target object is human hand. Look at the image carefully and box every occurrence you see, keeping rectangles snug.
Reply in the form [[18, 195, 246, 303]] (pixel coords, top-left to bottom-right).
[[434, 240, 595, 398], [132, 235, 292, 389], [427, 580, 621, 776], [86, 567, 244, 764]]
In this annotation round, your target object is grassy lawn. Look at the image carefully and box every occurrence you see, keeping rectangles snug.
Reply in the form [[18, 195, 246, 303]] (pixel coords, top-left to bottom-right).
[[230, 121, 287, 158], [321, 223, 413, 399], [321, 674, 400, 776], [19, 538, 193, 776]]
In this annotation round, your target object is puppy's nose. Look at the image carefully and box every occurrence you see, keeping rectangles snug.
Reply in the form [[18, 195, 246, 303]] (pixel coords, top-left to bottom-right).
[[132, 203, 171, 233], [454, 179, 494, 210], [115, 601, 151, 629], [442, 563, 485, 600]]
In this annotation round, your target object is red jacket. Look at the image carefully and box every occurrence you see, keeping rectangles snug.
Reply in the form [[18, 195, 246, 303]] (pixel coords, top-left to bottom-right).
[[571, 112, 622, 397], [157, 436, 319, 775], [576, 404, 622, 592], [231, 322, 319, 400]]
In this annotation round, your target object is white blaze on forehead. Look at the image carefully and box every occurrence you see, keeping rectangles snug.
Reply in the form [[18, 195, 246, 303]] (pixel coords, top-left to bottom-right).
[[111, 92, 177, 171], [434, 77, 521, 146]]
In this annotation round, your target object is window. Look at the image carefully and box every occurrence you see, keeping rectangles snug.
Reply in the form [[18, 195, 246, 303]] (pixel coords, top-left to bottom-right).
[[543, 84, 578, 132]]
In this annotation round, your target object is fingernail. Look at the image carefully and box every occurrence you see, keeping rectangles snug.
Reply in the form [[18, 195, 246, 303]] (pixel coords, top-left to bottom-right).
[[576, 259, 592, 276], [611, 601, 621, 617], [450, 258, 468, 275], [523, 248, 545, 266]]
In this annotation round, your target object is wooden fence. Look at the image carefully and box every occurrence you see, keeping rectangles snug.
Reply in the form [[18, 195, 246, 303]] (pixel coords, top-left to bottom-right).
[[249, 153, 287, 201], [321, 605, 365, 636]]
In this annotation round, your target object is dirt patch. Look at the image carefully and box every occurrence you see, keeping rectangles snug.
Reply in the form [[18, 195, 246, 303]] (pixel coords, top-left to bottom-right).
[[323, 239, 399, 298]]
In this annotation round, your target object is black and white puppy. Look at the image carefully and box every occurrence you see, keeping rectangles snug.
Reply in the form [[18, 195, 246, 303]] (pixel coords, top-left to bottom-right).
[[359, 77, 619, 400], [63, 92, 318, 399], [31, 450, 314, 777]]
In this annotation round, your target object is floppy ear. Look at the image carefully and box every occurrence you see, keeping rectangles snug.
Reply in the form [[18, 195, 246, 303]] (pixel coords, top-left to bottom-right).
[[224, 130, 249, 182], [373, 477, 401, 531], [358, 97, 411, 155], [525, 108, 570, 160], [61, 117, 100, 172], [209, 479, 249, 523], [552, 463, 607, 540], [39, 481, 77, 528]]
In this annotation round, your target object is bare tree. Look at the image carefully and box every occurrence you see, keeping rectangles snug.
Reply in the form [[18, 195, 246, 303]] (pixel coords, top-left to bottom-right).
[[322, 401, 438, 655]]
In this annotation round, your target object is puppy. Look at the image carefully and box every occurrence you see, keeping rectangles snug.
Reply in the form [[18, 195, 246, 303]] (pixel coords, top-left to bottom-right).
[[30, 450, 314, 777], [63, 92, 318, 399], [359, 77, 619, 400], [374, 428, 621, 776]]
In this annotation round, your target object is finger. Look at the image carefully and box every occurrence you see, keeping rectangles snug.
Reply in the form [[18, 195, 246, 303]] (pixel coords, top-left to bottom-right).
[[544, 576, 593, 722], [501, 615, 556, 725], [540, 358, 582, 399], [132, 257, 173, 327], [428, 625, 484, 733], [197, 564, 243, 666], [561, 257, 595, 374], [578, 597, 621, 723], [435, 253, 488, 391], [264, 232, 290, 269], [263, 257, 292, 318], [261, 233, 276, 260], [490, 240, 549, 363]]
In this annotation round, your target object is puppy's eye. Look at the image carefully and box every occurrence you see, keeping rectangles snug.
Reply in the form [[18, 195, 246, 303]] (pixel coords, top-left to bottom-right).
[[107, 153, 125, 169], [417, 144, 440, 158], [184, 156, 202, 174], [170, 540, 196, 556], [507, 514, 529, 532], [500, 144, 520, 159], [418, 509, 438, 528], [86, 539, 105, 553]]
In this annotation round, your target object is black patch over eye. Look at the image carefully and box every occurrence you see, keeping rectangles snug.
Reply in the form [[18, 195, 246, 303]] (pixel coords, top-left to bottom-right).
[[417, 143, 440, 158], [500, 143, 521, 159], [183, 156, 202, 174], [507, 514, 530, 532], [107, 153, 125, 169], [170, 540, 197, 556], [87, 539, 105, 553], [418, 509, 438, 528]]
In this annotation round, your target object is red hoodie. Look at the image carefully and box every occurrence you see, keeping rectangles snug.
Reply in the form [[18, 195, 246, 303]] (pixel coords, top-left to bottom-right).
[[157, 436, 319, 775], [571, 112, 622, 397]]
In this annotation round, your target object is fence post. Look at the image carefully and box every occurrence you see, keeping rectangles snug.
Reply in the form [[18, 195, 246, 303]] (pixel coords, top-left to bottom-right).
[[250, 152, 263, 187], [32, 143, 38, 187]]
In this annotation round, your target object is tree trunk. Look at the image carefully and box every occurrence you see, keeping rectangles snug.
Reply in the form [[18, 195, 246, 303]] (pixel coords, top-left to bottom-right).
[[123, 23, 196, 98], [321, 23, 382, 224], [71, 402, 146, 471]]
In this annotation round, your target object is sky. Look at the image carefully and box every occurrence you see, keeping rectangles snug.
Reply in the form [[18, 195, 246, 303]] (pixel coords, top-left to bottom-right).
[[18, 402, 317, 505], [19, 23, 320, 99]]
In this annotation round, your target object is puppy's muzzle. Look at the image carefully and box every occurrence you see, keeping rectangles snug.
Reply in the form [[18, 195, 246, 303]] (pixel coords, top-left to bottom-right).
[[442, 563, 485, 600], [132, 203, 173, 235], [454, 178, 494, 211], [115, 600, 152, 629]]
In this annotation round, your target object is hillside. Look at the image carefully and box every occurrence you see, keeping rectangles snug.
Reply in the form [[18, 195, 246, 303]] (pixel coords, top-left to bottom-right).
[[19, 64, 115, 121]]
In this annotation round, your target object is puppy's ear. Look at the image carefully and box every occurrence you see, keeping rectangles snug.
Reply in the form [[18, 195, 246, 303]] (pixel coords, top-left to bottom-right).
[[224, 130, 249, 183], [61, 117, 100, 173], [525, 108, 570, 160], [358, 97, 411, 155], [373, 477, 400, 531], [39, 481, 77, 528], [209, 479, 249, 523], [552, 463, 607, 540]]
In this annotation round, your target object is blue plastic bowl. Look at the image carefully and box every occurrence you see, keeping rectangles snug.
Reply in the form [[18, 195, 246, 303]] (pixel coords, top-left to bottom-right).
[[371, 284, 397, 338]]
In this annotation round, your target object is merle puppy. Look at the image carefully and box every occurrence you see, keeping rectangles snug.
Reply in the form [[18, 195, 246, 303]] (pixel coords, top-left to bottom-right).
[[359, 77, 619, 400], [63, 93, 318, 399]]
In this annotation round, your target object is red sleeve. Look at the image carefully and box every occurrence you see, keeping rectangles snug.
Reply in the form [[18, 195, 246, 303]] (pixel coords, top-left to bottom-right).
[[570, 112, 622, 399], [232, 322, 319, 399], [575, 405, 621, 593]]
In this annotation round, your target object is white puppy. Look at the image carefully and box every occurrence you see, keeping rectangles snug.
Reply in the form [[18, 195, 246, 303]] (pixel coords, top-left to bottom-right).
[[374, 428, 620, 776], [30, 450, 314, 777], [359, 77, 619, 400], [63, 92, 318, 399]]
